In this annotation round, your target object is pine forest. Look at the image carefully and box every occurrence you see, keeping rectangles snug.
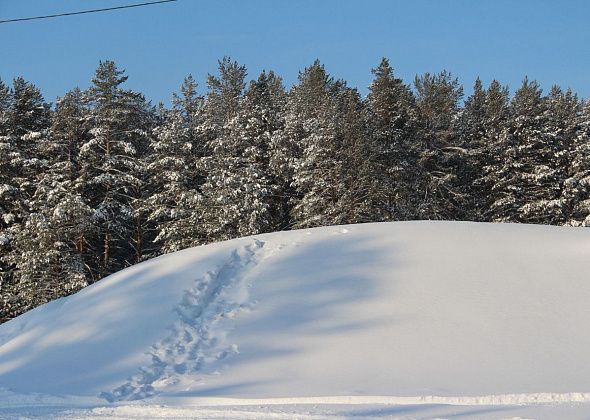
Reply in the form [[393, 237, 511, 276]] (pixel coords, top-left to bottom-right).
[[1, 57, 589, 323]]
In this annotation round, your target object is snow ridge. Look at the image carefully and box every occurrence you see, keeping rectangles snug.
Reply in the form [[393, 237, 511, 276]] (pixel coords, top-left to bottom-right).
[[100, 239, 265, 402], [159, 392, 590, 407]]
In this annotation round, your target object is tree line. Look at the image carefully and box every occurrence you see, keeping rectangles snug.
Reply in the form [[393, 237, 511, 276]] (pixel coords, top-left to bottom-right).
[[1, 58, 588, 322]]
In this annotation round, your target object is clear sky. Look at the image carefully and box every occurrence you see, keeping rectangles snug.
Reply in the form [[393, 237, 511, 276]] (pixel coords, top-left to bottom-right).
[[1, 0, 589, 106]]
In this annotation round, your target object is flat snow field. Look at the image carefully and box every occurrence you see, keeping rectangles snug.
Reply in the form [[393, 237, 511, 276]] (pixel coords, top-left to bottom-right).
[[1, 221, 589, 419]]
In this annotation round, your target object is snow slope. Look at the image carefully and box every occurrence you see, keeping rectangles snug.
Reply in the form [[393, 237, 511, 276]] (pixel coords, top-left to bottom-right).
[[1, 221, 590, 419]]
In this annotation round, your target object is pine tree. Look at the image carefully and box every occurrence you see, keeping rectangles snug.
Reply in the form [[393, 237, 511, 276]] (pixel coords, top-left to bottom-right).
[[365, 58, 419, 220], [49, 88, 96, 262], [563, 99, 590, 226], [80, 60, 153, 276], [200, 70, 286, 240], [198, 58, 247, 240], [285, 61, 343, 228], [1, 77, 51, 228], [457, 78, 487, 220], [0, 79, 11, 136], [335, 86, 382, 223], [533, 86, 580, 224], [0, 78, 51, 321], [458, 78, 512, 221], [202, 57, 247, 140], [414, 71, 466, 220], [0, 79, 16, 236], [0, 79, 16, 320], [474, 80, 511, 221], [148, 76, 207, 252], [23, 88, 95, 289], [489, 79, 571, 224]]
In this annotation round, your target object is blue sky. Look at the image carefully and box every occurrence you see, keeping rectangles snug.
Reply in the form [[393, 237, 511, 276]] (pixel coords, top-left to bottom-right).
[[1, 0, 589, 105]]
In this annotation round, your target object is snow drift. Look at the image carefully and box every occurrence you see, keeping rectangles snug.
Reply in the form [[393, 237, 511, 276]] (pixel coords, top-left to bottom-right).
[[1, 221, 590, 418]]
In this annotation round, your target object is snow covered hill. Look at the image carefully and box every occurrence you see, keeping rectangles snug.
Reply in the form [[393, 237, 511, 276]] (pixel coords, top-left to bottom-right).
[[1, 221, 590, 419]]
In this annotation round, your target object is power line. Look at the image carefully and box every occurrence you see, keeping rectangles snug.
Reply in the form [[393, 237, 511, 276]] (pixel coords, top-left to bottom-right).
[[0, 0, 178, 24]]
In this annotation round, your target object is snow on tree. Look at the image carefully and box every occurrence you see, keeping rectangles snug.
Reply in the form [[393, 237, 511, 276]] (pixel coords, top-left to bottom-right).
[[469, 80, 512, 221], [1, 58, 589, 324], [335, 86, 383, 223], [413, 71, 466, 220], [148, 75, 207, 253], [365, 58, 419, 221], [563, 100, 590, 226], [488, 79, 576, 224], [203, 70, 286, 239], [0, 78, 51, 322], [200, 60, 287, 241], [284, 61, 344, 228], [79, 60, 153, 276], [22, 88, 95, 287], [284, 61, 378, 227]]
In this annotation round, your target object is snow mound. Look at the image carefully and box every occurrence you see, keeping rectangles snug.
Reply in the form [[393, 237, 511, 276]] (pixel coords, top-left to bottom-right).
[[1, 221, 590, 414]]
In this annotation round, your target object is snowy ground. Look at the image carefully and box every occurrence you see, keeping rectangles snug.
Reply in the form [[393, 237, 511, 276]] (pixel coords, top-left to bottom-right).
[[1, 221, 589, 419]]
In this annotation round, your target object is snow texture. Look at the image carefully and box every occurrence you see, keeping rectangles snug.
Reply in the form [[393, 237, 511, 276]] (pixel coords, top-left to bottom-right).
[[101, 240, 265, 402], [1, 221, 590, 419]]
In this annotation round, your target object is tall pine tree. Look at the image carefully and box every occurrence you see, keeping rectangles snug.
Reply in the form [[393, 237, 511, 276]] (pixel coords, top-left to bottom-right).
[[365, 58, 419, 221], [148, 75, 207, 252], [80, 60, 153, 276]]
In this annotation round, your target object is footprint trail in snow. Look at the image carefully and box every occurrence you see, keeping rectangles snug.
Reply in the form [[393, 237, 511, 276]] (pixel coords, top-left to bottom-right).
[[100, 239, 266, 402]]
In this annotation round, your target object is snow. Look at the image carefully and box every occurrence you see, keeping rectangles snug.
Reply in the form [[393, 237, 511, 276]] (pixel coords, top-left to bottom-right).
[[1, 221, 589, 419]]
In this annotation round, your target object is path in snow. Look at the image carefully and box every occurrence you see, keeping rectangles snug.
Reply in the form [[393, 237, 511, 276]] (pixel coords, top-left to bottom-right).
[[100, 239, 266, 402]]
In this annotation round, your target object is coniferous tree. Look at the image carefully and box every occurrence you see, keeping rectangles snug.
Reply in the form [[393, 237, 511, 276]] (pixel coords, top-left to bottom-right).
[[80, 60, 153, 276], [0, 78, 51, 321], [336, 86, 382, 223], [414, 71, 466, 220], [285, 61, 344, 228], [5, 89, 93, 320], [0, 80, 17, 320], [365, 58, 419, 220], [1, 78, 51, 229], [202, 57, 247, 141], [473, 80, 511, 221], [199, 58, 249, 241], [487, 78, 543, 222], [457, 78, 487, 220], [148, 76, 207, 252], [1, 58, 590, 325], [20, 88, 94, 291], [531, 86, 581, 224], [563, 99, 590, 226], [0, 80, 11, 136], [0, 79, 16, 236], [488, 79, 571, 224], [200, 70, 286, 240]]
